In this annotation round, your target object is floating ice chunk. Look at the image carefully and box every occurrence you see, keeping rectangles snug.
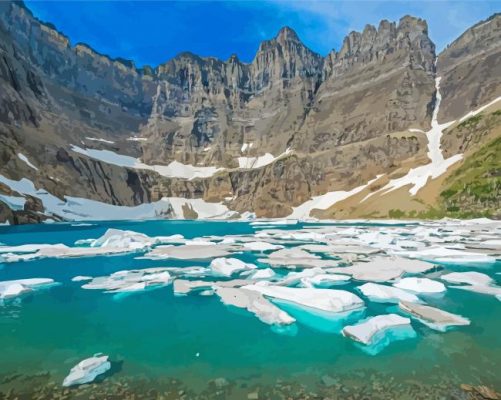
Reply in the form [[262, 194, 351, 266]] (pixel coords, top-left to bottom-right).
[[71, 276, 93, 282], [440, 272, 493, 286], [163, 266, 210, 278], [449, 284, 501, 298], [247, 268, 277, 280], [402, 247, 496, 264], [0, 278, 56, 299], [301, 274, 351, 288], [399, 301, 470, 331], [0, 243, 63, 254], [259, 248, 339, 269], [0, 283, 31, 299], [328, 256, 434, 282], [393, 278, 446, 294], [210, 258, 256, 277], [342, 314, 413, 345], [142, 244, 232, 260], [173, 280, 213, 296], [242, 241, 284, 252], [358, 283, 420, 304], [82, 268, 171, 293], [243, 285, 364, 314], [62, 354, 111, 387], [215, 287, 295, 326]]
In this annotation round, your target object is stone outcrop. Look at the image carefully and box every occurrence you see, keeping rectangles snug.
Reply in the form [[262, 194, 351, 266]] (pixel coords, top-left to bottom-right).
[[0, 0, 499, 222]]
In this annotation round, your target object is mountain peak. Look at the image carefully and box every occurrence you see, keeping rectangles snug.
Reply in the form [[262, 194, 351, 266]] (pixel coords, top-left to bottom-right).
[[276, 26, 300, 43]]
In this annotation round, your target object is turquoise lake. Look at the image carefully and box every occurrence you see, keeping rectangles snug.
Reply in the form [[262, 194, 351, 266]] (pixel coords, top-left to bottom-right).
[[0, 220, 500, 399]]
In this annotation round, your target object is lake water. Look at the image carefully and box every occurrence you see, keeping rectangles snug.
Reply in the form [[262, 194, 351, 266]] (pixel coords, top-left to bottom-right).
[[0, 220, 499, 399]]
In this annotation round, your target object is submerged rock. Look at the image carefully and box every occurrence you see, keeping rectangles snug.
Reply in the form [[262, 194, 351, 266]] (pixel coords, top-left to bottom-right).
[[399, 301, 470, 331], [62, 354, 111, 387]]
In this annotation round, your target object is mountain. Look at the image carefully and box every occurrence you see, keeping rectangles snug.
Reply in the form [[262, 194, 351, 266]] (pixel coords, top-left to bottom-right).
[[0, 1, 500, 224]]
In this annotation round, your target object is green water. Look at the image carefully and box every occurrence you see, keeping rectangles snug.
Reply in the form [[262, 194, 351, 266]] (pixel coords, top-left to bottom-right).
[[0, 220, 500, 398]]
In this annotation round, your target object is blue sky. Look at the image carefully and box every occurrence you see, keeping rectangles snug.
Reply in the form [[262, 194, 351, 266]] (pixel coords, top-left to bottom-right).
[[25, 1, 500, 67]]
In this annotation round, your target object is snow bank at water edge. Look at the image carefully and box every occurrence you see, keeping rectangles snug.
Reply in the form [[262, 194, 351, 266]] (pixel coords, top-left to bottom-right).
[[0, 174, 173, 221], [288, 176, 382, 219]]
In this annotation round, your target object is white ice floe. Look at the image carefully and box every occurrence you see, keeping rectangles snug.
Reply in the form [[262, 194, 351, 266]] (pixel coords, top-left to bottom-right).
[[0, 174, 173, 221], [399, 246, 496, 264], [399, 301, 470, 331], [173, 280, 213, 296], [258, 248, 339, 269], [358, 283, 420, 304], [342, 314, 413, 345], [85, 137, 115, 144], [242, 241, 284, 252], [288, 176, 381, 219], [82, 268, 171, 293], [62, 354, 111, 387], [247, 268, 277, 280], [393, 277, 446, 294], [71, 145, 222, 180], [209, 257, 256, 277], [71, 276, 93, 282], [364, 77, 462, 198], [215, 286, 296, 327], [300, 274, 351, 288], [440, 272, 494, 286], [243, 285, 364, 314], [142, 244, 233, 260], [328, 256, 434, 282], [0, 278, 56, 299], [17, 153, 39, 171], [449, 284, 501, 299]]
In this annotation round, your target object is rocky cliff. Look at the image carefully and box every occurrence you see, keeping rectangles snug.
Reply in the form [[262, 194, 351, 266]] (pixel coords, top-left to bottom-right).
[[0, 1, 500, 223]]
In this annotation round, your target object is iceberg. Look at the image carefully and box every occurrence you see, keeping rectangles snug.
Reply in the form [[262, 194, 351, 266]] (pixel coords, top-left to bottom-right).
[[209, 257, 256, 277], [440, 272, 493, 286], [328, 256, 435, 282], [301, 274, 351, 288], [342, 314, 415, 354], [399, 301, 470, 331], [243, 285, 365, 314], [242, 241, 284, 252], [0, 278, 56, 299], [214, 287, 295, 327], [393, 277, 446, 294], [358, 283, 420, 304], [142, 244, 233, 260], [82, 268, 171, 293], [173, 280, 213, 296], [62, 354, 111, 387]]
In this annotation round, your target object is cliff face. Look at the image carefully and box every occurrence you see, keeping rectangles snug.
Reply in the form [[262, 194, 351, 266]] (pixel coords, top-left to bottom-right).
[[0, 1, 500, 222], [438, 13, 501, 122]]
